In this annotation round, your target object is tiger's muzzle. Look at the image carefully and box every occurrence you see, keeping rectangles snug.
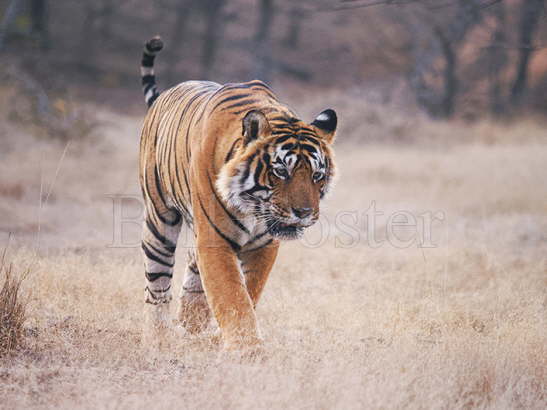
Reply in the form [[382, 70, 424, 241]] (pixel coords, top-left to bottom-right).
[[265, 207, 318, 240]]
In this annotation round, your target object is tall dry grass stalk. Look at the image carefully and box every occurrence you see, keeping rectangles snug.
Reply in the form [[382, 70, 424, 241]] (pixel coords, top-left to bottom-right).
[[0, 246, 29, 357]]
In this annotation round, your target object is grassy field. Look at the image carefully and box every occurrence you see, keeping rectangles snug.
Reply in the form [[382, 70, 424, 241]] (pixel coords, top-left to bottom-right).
[[0, 100, 546, 409]]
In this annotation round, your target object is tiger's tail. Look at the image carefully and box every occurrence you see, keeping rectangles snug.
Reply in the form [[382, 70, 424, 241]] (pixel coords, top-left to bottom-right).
[[141, 36, 164, 108]]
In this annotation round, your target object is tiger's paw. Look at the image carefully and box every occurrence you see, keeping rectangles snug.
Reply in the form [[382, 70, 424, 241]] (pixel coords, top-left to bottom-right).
[[142, 302, 172, 350], [222, 334, 266, 362], [177, 292, 211, 334]]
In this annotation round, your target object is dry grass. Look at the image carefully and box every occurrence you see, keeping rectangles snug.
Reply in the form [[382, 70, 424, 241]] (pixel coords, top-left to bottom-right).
[[0, 247, 29, 358], [0, 97, 546, 409]]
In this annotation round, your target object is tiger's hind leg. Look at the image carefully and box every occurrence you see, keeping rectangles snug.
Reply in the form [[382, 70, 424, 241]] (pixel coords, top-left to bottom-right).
[[177, 250, 212, 334], [142, 208, 182, 340]]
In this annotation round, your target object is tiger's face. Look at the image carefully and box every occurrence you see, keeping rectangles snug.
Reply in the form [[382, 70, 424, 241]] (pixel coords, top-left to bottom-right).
[[217, 109, 337, 240]]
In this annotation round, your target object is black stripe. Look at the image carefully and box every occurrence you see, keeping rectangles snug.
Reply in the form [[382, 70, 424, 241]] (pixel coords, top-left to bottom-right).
[[247, 229, 270, 244], [141, 75, 155, 85], [182, 287, 205, 293], [245, 184, 269, 195], [300, 143, 318, 153], [198, 196, 241, 252], [222, 82, 255, 91], [145, 218, 176, 249], [194, 84, 223, 123], [299, 134, 321, 144], [167, 106, 192, 204], [233, 107, 264, 115], [184, 88, 211, 161], [144, 239, 175, 257], [154, 168, 181, 226], [244, 239, 273, 253], [179, 158, 193, 202], [207, 173, 249, 234], [168, 212, 182, 226], [225, 139, 240, 163], [145, 272, 173, 282], [145, 287, 159, 300], [247, 80, 274, 91], [144, 170, 170, 226], [148, 94, 159, 107], [271, 131, 293, 136], [253, 157, 264, 185], [141, 54, 155, 67], [222, 99, 260, 111], [212, 93, 251, 112], [173, 196, 192, 226], [269, 115, 290, 122], [145, 285, 171, 296], [142, 242, 174, 268], [145, 44, 160, 54], [274, 135, 293, 144], [239, 154, 254, 186], [143, 83, 155, 94], [260, 107, 285, 114]]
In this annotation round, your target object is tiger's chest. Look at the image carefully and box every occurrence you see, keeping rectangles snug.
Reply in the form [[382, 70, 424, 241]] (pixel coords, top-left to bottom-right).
[[219, 215, 272, 252], [238, 217, 273, 252], [175, 197, 272, 252]]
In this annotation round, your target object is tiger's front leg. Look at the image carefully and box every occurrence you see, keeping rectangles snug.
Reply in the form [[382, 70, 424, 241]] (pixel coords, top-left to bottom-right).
[[195, 240, 261, 350], [177, 250, 211, 334], [240, 242, 280, 308]]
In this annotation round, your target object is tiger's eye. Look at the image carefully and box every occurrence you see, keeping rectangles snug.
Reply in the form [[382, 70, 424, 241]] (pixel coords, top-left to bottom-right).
[[313, 171, 324, 182], [274, 168, 289, 179]]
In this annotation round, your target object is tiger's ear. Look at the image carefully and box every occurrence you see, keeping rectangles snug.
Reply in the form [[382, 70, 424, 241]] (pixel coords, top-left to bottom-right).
[[242, 110, 272, 145], [311, 109, 337, 144]]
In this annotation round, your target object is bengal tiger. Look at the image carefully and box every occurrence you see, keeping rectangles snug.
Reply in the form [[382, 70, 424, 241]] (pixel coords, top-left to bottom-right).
[[139, 36, 338, 350]]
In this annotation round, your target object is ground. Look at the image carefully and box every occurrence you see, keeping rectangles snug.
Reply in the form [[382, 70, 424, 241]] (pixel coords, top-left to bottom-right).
[[0, 100, 545, 409]]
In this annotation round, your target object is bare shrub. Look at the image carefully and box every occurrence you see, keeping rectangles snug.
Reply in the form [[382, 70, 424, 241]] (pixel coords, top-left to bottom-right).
[[0, 248, 29, 357]]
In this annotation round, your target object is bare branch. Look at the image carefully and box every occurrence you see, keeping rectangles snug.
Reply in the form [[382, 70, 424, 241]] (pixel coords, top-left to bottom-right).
[[330, 0, 503, 12], [327, 0, 419, 12], [0, 0, 22, 52]]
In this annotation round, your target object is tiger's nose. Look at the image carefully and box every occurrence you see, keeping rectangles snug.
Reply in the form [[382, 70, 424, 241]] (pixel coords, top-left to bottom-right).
[[292, 207, 313, 219]]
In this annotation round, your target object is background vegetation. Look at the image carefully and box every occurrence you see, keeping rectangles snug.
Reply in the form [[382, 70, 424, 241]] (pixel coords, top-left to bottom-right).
[[1, 0, 547, 120]]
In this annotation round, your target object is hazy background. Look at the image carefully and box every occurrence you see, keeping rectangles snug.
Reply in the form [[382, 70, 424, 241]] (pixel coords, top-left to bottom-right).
[[1, 0, 547, 123], [0, 1, 546, 409]]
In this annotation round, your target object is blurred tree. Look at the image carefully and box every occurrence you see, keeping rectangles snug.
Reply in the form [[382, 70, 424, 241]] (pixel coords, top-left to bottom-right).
[[30, 0, 47, 49], [405, 0, 484, 118], [1, 0, 546, 117], [99, 0, 114, 43], [200, 0, 227, 79], [254, 0, 275, 82], [509, 0, 544, 107], [80, 3, 98, 62], [283, 5, 305, 49], [0, 0, 22, 52], [165, 0, 197, 84], [487, 1, 507, 115]]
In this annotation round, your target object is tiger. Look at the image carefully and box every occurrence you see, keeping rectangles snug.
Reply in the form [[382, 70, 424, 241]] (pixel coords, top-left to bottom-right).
[[139, 36, 338, 350]]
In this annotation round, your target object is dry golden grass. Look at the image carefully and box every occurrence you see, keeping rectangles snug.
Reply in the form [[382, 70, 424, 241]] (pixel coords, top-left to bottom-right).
[[0, 248, 28, 358], [0, 98, 545, 409]]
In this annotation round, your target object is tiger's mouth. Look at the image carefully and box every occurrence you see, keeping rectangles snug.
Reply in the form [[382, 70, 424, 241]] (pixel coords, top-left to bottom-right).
[[266, 220, 304, 240]]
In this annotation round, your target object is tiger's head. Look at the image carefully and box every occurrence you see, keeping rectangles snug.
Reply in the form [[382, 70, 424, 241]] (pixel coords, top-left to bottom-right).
[[217, 108, 337, 240]]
